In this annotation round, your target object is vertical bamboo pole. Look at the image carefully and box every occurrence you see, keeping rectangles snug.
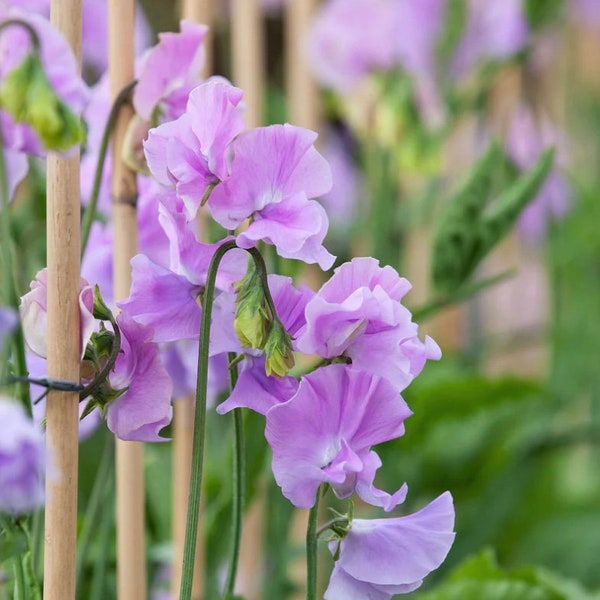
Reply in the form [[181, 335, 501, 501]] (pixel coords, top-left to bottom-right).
[[285, 0, 319, 132], [171, 396, 203, 599], [43, 2, 82, 598], [183, 0, 214, 77], [231, 0, 264, 129], [108, 1, 145, 599], [230, 2, 265, 597]]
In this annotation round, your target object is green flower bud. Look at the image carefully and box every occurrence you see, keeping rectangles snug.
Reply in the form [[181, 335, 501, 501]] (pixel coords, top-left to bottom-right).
[[234, 262, 270, 350], [264, 320, 294, 378], [0, 54, 85, 152]]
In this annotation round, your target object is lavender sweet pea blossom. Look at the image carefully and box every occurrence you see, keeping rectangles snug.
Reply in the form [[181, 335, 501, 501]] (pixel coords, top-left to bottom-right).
[[144, 78, 245, 220], [105, 313, 173, 441], [0, 8, 89, 155], [208, 124, 335, 269], [0, 397, 46, 515], [119, 210, 247, 342], [452, 0, 528, 78], [266, 364, 411, 510], [134, 20, 207, 124], [324, 492, 455, 599], [306, 0, 397, 92], [20, 268, 96, 359], [297, 257, 440, 391]]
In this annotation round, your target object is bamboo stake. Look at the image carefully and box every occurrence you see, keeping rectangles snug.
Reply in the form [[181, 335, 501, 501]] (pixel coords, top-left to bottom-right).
[[170, 397, 204, 599], [285, 0, 319, 132], [183, 0, 214, 77], [43, 2, 82, 599], [108, 1, 145, 599], [231, 0, 264, 129]]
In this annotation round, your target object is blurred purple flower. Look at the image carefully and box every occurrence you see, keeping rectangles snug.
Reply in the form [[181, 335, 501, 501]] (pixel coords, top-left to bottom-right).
[[306, 0, 397, 92], [105, 312, 173, 441], [0, 8, 90, 155], [208, 124, 335, 269], [319, 128, 362, 230], [297, 257, 440, 391], [5, 0, 152, 76], [452, 0, 528, 77], [265, 364, 412, 510], [570, 0, 600, 25], [324, 492, 455, 599], [505, 105, 572, 240], [0, 397, 46, 515], [0, 306, 17, 348]]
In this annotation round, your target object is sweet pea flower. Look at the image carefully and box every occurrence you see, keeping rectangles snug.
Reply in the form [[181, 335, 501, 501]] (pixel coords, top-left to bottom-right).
[[144, 78, 246, 221], [105, 312, 173, 441], [0, 8, 89, 155], [134, 20, 207, 124], [208, 124, 335, 269], [324, 492, 455, 599], [20, 268, 96, 359], [452, 0, 528, 78], [305, 0, 397, 92], [0, 397, 46, 515], [5, 0, 152, 76], [297, 257, 440, 391], [265, 364, 412, 510], [119, 209, 247, 343]]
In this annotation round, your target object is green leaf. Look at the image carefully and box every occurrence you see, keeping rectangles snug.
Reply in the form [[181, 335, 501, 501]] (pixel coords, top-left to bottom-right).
[[0, 526, 27, 561], [431, 144, 554, 295], [415, 579, 555, 600]]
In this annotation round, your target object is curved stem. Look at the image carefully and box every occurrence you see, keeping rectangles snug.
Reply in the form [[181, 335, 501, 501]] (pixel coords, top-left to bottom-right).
[[80, 80, 137, 258], [306, 486, 321, 600], [179, 239, 238, 600], [247, 247, 278, 321], [223, 353, 244, 598], [0, 19, 41, 54]]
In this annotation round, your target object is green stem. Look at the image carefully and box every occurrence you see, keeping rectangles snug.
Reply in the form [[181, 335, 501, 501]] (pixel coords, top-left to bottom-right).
[[75, 432, 115, 590], [179, 239, 238, 600], [0, 114, 31, 413], [80, 80, 137, 258], [12, 555, 26, 600], [306, 486, 321, 600], [89, 500, 113, 600], [223, 353, 244, 598]]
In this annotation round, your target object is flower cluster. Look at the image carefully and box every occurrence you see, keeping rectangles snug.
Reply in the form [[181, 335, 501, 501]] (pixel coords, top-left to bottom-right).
[[4, 11, 455, 594]]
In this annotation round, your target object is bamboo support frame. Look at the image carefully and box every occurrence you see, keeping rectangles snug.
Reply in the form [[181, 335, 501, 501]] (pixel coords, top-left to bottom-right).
[[231, 0, 264, 129], [285, 0, 320, 132], [108, 1, 145, 599], [42, 2, 82, 599]]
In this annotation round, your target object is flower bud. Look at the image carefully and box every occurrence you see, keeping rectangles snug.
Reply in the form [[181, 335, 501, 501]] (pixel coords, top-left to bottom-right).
[[0, 54, 85, 152], [264, 319, 294, 378], [233, 262, 270, 350]]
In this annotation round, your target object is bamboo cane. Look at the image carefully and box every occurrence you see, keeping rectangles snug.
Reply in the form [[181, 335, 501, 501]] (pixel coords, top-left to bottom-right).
[[285, 0, 319, 132], [108, 1, 145, 599], [231, 0, 264, 129], [43, 2, 82, 599], [183, 0, 214, 77]]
